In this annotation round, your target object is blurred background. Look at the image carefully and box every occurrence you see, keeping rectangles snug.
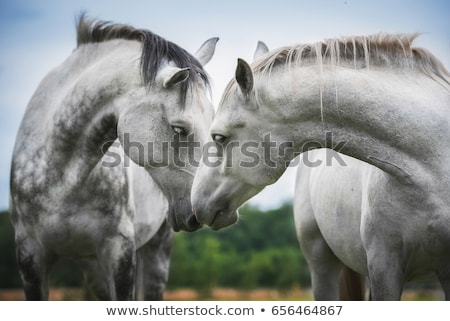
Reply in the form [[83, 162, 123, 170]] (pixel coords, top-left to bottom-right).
[[0, 0, 448, 299]]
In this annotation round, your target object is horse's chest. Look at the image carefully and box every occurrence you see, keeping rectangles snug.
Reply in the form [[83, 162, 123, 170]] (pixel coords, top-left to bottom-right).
[[39, 204, 131, 257], [361, 174, 450, 273]]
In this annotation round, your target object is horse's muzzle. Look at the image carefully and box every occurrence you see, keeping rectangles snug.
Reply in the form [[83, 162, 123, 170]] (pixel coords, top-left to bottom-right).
[[168, 198, 203, 232], [192, 202, 239, 230]]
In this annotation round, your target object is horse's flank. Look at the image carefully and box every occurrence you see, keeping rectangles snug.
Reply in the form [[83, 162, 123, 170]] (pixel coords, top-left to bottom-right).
[[253, 33, 449, 86]]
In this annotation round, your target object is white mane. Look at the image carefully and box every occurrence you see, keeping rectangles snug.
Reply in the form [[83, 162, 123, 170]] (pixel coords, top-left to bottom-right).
[[253, 33, 449, 86]]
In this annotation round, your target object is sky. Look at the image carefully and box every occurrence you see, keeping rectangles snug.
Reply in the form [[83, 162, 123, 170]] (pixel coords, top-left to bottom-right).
[[0, 0, 449, 211]]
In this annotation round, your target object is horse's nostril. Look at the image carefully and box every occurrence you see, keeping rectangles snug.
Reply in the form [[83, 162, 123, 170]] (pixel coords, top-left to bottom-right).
[[188, 215, 200, 226], [187, 214, 202, 230]]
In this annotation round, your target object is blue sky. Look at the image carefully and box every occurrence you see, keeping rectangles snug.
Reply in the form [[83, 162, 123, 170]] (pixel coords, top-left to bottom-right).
[[0, 0, 449, 210]]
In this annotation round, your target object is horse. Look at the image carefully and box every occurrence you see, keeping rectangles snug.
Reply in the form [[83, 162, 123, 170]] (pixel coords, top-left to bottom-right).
[[9, 14, 217, 300], [254, 41, 366, 300], [191, 33, 450, 300]]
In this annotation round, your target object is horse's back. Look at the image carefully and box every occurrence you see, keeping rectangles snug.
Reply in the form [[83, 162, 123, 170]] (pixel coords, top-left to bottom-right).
[[11, 46, 98, 211]]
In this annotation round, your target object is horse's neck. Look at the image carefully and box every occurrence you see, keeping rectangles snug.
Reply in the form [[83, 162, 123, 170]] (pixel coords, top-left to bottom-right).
[[35, 41, 140, 186], [263, 65, 450, 190]]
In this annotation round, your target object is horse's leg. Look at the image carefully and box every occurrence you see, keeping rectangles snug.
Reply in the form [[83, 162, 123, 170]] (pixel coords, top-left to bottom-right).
[[296, 213, 342, 300], [305, 238, 343, 300], [339, 266, 366, 300], [79, 258, 111, 300], [15, 237, 56, 300], [294, 176, 342, 300], [440, 281, 450, 301], [366, 251, 404, 300], [84, 234, 136, 300], [104, 235, 136, 300], [441, 280, 450, 301], [135, 219, 174, 301], [364, 217, 404, 299], [437, 268, 450, 300]]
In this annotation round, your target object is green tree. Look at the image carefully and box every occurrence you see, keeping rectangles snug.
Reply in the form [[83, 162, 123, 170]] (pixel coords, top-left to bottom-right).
[[1, 202, 312, 291], [167, 202, 311, 290]]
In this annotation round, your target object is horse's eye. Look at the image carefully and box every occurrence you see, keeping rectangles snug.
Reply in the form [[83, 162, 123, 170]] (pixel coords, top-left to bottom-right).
[[172, 126, 187, 136], [212, 134, 227, 144]]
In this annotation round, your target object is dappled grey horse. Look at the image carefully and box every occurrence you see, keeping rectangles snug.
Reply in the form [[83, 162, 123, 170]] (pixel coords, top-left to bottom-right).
[[191, 33, 450, 300], [10, 14, 217, 300]]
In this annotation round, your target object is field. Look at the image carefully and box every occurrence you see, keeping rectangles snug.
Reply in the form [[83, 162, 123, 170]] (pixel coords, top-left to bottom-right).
[[0, 287, 443, 301]]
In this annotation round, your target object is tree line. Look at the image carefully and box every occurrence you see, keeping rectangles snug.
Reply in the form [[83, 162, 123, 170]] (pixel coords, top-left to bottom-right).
[[0, 202, 311, 290]]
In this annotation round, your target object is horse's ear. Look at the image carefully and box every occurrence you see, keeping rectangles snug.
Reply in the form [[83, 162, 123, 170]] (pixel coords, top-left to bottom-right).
[[253, 41, 269, 62], [235, 58, 253, 98], [163, 67, 190, 88], [195, 37, 219, 66]]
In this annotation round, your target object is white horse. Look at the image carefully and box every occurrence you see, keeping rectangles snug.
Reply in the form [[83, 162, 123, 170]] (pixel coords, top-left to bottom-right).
[[253, 41, 370, 300], [191, 33, 450, 300], [10, 14, 217, 300]]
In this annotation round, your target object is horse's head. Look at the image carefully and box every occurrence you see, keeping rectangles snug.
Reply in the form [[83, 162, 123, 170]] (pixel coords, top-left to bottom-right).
[[191, 43, 293, 230], [118, 37, 217, 232]]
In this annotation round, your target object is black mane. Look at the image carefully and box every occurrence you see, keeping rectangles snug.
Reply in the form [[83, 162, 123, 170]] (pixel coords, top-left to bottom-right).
[[76, 13, 210, 104]]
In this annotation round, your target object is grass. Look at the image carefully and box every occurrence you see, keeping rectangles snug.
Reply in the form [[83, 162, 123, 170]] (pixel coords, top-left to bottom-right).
[[0, 287, 443, 301]]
